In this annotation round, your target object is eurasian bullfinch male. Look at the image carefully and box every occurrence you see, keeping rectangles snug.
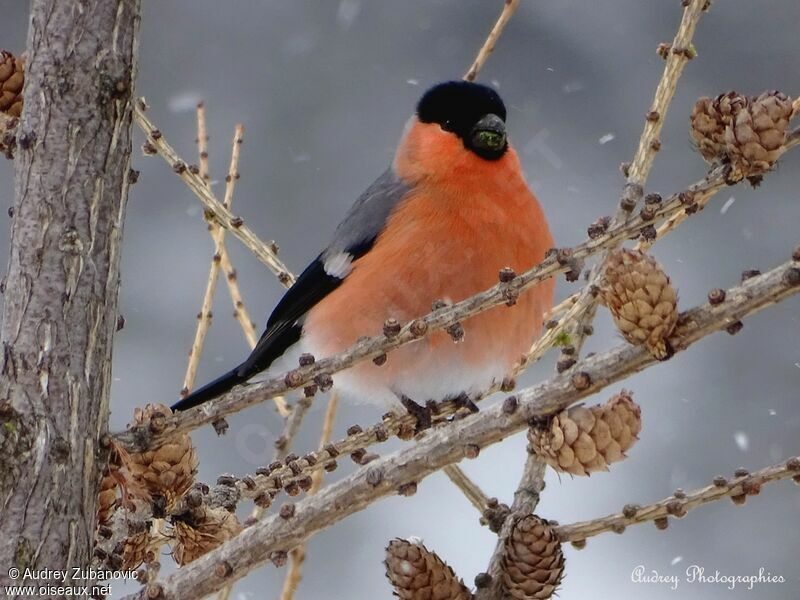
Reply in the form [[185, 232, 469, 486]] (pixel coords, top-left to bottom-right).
[[171, 81, 555, 421]]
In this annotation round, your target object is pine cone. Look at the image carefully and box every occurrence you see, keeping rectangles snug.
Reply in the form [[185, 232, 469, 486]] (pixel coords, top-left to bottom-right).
[[0, 51, 24, 117], [122, 531, 151, 571], [689, 92, 747, 163], [600, 248, 678, 359], [500, 515, 565, 600], [172, 506, 242, 566], [385, 539, 472, 600], [724, 91, 793, 176], [97, 466, 119, 526], [528, 391, 642, 476], [120, 404, 198, 511]]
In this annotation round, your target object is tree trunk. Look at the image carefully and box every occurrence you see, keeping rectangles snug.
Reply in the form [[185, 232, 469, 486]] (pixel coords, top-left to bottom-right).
[[0, 1, 140, 595]]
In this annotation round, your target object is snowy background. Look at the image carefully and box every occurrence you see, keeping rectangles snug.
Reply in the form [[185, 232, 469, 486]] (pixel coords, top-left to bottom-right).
[[1, 1, 799, 598]]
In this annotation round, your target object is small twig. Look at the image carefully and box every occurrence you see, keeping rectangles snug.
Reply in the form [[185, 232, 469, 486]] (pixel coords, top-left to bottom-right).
[[636, 126, 800, 252], [219, 395, 339, 600], [312, 393, 339, 491], [204, 111, 261, 350], [134, 103, 295, 286], [543, 293, 576, 321], [464, 0, 521, 82], [546, 0, 708, 370], [487, 246, 554, 600], [475, 454, 547, 600], [197, 102, 210, 183], [219, 249, 259, 349], [443, 465, 492, 513], [555, 457, 800, 543], [569, 0, 706, 341], [180, 113, 240, 395], [545, 123, 800, 320], [278, 393, 339, 600], [274, 399, 313, 462]]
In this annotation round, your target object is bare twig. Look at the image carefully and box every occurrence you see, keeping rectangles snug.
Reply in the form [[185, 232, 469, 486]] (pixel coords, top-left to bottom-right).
[[180, 119, 245, 395], [543, 125, 800, 322], [118, 258, 800, 600], [629, 2, 706, 184], [543, 293, 576, 321], [443, 465, 492, 513], [464, 0, 521, 82], [312, 393, 339, 491], [202, 111, 262, 350], [274, 399, 313, 462], [556, 0, 708, 360], [475, 454, 547, 600], [197, 102, 210, 182], [134, 103, 295, 285], [220, 249, 260, 348], [278, 393, 340, 600], [215, 395, 320, 600], [555, 457, 800, 542], [636, 127, 800, 252]]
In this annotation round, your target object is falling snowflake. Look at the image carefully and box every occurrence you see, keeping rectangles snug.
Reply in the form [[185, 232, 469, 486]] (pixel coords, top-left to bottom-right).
[[598, 133, 615, 145], [167, 91, 204, 114], [671, 556, 683, 566], [337, 0, 361, 30], [720, 196, 736, 214], [562, 81, 585, 94], [292, 153, 311, 164], [734, 431, 749, 452]]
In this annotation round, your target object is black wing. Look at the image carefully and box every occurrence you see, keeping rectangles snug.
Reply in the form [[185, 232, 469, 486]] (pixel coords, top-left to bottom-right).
[[172, 168, 409, 412], [235, 168, 410, 377]]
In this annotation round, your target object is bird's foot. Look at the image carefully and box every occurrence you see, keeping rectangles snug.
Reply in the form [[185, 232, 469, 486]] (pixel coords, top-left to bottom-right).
[[400, 395, 433, 433], [453, 392, 480, 413]]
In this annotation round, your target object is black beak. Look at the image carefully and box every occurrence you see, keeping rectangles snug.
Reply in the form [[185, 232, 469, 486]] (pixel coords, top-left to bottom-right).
[[470, 113, 507, 157]]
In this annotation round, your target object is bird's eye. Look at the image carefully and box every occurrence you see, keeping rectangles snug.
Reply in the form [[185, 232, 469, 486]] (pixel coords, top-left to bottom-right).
[[441, 120, 454, 132]]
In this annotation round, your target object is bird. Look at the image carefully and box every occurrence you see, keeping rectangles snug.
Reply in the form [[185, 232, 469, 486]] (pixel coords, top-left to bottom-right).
[[171, 80, 555, 425]]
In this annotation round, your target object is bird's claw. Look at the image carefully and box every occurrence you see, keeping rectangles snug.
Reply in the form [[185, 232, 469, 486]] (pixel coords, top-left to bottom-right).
[[453, 392, 480, 413], [400, 395, 433, 433]]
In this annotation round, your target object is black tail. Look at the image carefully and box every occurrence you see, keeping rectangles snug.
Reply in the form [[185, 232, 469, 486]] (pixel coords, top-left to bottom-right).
[[171, 367, 246, 412]]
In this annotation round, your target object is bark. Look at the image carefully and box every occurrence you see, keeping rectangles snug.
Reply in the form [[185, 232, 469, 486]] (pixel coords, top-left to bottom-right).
[[0, 0, 140, 595]]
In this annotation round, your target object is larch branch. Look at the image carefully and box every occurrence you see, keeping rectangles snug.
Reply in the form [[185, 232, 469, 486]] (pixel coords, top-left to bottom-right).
[[118, 256, 800, 600], [134, 103, 295, 286], [112, 154, 791, 453], [555, 457, 800, 543]]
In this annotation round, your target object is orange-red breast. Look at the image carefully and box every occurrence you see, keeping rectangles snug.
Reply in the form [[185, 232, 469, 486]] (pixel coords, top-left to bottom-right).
[[171, 81, 554, 414]]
